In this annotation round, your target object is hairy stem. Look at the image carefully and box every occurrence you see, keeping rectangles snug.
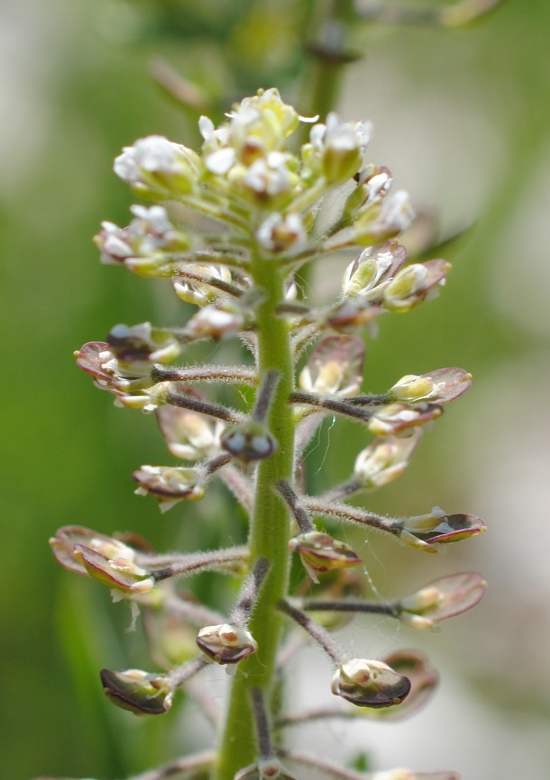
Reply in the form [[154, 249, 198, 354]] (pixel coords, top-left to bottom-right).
[[215, 249, 295, 779]]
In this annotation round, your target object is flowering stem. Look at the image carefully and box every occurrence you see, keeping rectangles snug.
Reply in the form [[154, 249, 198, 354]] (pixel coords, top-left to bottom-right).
[[216, 249, 296, 780]]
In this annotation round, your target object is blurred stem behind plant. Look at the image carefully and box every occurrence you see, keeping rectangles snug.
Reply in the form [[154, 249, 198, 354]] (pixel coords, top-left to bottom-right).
[[47, 1, 503, 779]]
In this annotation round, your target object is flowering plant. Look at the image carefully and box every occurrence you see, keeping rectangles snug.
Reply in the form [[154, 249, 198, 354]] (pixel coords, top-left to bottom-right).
[[50, 87, 487, 780]]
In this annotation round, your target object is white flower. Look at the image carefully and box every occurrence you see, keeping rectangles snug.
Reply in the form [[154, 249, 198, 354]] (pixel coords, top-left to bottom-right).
[[114, 135, 199, 195], [255, 212, 307, 254]]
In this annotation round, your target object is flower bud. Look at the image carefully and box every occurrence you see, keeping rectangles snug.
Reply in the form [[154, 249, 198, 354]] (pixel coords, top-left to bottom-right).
[[299, 335, 365, 397], [133, 465, 205, 512], [107, 322, 181, 365], [114, 135, 200, 198], [383, 259, 450, 312], [95, 205, 189, 278], [100, 668, 172, 715], [308, 113, 371, 184], [50, 525, 138, 576], [75, 341, 152, 395], [221, 421, 277, 462], [73, 544, 155, 594], [400, 508, 486, 550], [196, 623, 258, 664], [331, 658, 411, 709], [354, 430, 422, 488], [289, 531, 362, 583]]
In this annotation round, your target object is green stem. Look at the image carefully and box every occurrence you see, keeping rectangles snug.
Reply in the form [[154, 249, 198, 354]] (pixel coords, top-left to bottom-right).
[[215, 250, 295, 780]]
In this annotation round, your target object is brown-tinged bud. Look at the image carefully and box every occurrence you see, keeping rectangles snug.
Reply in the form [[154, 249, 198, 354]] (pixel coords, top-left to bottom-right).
[[50, 525, 138, 577], [100, 668, 172, 715], [95, 204, 189, 278], [107, 322, 181, 365], [133, 465, 205, 512], [73, 544, 155, 594], [331, 658, 411, 708], [289, 531, 362, 583], [196, 623, 258, 664], [400, 508, 486, 551]]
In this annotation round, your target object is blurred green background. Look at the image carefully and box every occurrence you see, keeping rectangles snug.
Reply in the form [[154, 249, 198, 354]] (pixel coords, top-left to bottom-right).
[[2, 1, 550, 778]]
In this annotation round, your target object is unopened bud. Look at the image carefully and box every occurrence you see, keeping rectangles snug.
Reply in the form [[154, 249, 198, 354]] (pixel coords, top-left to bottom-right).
[[100, 668, 172, 715], [133, 465, 205, 511], [400, 509, 486, 549], [196, 623, 258, 664], [289, 531, 362, 583], [114, 135, 200, 199], [73, 544, 155, 594], [331, 658, 411, 709]]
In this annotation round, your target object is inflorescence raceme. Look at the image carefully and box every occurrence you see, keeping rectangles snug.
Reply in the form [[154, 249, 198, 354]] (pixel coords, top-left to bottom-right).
[[52, 88, 486, 780]]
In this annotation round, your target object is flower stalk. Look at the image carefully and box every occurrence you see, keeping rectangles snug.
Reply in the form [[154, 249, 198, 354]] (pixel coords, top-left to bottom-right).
[[52, 86, 490, 780]]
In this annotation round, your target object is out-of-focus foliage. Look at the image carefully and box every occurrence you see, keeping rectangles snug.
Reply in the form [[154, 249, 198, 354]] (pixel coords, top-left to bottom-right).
[[1, 1, 550, 778]]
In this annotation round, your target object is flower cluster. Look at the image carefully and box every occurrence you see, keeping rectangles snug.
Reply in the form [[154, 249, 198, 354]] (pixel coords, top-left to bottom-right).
[[53, 89, 486, 780]]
